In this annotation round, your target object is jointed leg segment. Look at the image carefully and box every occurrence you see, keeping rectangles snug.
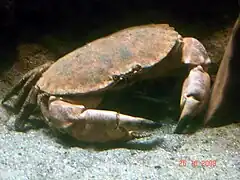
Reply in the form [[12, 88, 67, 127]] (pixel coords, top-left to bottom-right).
[[1, 61, 54, 131], [2, 61, 54, 109]]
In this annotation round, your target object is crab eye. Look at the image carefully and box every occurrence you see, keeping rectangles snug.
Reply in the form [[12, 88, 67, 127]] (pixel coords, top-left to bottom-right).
[[132, 64, 142, 72], [112, 75, 120, 81]]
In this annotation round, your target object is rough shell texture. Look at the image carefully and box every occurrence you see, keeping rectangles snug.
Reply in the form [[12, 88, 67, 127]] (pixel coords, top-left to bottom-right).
[[37, 24, 180, 95]]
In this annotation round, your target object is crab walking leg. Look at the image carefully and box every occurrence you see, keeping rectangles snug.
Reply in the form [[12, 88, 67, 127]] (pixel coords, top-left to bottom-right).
[[2, 61, 54, 106], [174, 65, 211, 134], [40, 97, 161, 142]]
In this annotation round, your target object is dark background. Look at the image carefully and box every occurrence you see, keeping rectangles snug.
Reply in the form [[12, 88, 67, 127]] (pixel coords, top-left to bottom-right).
[[0, 0, 238, 75], [0, 0, 238, 42], [0, 0, 239, 133], [0, 1, 238, 28]]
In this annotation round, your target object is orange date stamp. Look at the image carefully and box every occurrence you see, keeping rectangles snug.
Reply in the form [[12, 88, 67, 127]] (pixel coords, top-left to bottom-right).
[[179, 159, 216, 167]]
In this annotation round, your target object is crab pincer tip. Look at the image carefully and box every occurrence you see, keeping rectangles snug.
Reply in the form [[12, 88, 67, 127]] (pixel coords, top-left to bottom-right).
[[139, 118, 162, 129]]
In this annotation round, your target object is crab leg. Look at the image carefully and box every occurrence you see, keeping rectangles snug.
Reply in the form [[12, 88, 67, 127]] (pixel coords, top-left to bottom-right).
[[40, 97, 161, 142], [174, 65, 211, 133], [181, 37, 211, 69], [2, 61, 54, 112], [173, 37, 212, 133]]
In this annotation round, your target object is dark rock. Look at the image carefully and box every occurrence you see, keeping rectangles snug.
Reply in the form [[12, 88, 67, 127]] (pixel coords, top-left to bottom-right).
[[205, 14, 240, 126]]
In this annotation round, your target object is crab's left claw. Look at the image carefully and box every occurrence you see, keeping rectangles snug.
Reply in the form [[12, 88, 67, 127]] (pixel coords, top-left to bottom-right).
[[174, 65, 211, 134], [174, 94, 201, 134]]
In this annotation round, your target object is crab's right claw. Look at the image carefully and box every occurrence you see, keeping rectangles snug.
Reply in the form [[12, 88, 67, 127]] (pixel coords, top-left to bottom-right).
[[78, 109, 162, 131], [74, 110, 159, 142], [43, 98, 162, 143]]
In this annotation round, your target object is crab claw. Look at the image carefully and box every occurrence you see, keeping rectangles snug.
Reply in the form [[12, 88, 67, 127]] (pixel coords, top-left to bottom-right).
[[174, 95, 201, 134], [65, 109, 161, 143], [174, 65, 211, 134], [42, 98, 161, 143], [77, 109, 162, 130]]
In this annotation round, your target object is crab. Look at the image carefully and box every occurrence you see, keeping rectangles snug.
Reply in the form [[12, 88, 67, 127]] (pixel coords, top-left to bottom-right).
[[2, 24, 212, 143]]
